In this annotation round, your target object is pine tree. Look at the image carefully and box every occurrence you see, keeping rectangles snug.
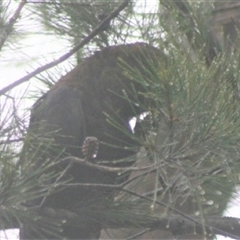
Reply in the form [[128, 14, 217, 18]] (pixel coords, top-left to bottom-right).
[[1, 1, 240, 239]]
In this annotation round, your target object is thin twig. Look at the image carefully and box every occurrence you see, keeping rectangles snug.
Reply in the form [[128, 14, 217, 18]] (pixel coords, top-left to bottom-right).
[[0, 0, 26, 51], [0, 0, 130, 96], [151, 152, 159, 210], [121, 168, 156, 187], [126, 229, 152, 240], [0, 138, 24, 145], [62, 156, 157, 173]]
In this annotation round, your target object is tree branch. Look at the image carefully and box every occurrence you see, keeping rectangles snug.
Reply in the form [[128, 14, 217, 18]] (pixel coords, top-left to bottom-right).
[[62, 155, 157, 173], [161, 0, 219, 65], [0, 0, 130, 96], [1, 205, 240, 239], [0, 0, 26, 51]]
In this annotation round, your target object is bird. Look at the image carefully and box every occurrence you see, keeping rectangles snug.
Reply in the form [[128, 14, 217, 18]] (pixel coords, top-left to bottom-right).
[[19, 42, 162, 239]]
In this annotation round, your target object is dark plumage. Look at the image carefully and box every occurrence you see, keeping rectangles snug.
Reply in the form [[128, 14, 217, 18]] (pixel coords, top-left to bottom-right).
[[20, 43, 162, 239]]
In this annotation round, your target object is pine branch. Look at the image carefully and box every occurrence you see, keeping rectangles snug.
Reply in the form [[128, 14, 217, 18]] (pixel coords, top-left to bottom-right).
[[0, 0, 26, 51], [62, 155, 156, 173], [61, 179, 237, 239], [1, 205, 240, 239], [0, 0, 130, 96], [161, 0, 219, 65], [35, 208, 240, 239]]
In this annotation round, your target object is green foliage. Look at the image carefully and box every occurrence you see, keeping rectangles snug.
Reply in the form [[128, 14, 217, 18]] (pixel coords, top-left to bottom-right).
[[117, 41, 240, 214]]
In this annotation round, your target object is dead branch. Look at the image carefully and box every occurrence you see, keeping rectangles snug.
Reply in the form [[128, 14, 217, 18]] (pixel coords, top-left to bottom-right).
[[62, 155, 156, 173]]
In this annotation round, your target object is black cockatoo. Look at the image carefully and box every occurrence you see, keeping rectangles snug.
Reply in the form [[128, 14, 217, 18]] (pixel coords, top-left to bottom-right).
[[20, 43, 162, 239]]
